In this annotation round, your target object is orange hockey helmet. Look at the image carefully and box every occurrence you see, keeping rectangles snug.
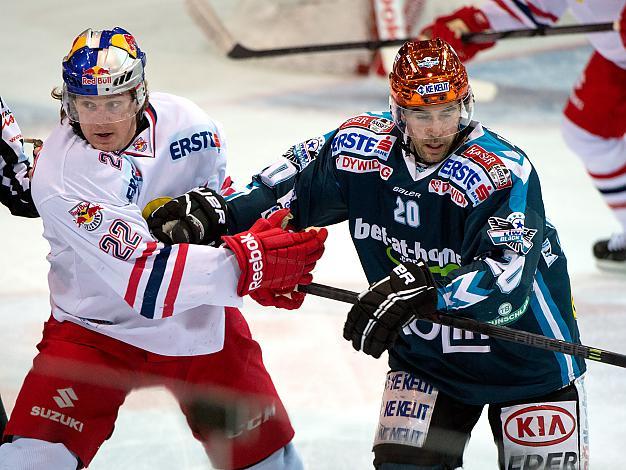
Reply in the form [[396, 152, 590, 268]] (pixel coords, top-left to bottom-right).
[[389, 39, 475, 161], [390, 38, 470, 107]]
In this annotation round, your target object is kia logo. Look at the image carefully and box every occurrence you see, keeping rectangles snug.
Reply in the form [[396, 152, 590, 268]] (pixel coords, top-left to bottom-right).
[[504, 405, 576, 447]]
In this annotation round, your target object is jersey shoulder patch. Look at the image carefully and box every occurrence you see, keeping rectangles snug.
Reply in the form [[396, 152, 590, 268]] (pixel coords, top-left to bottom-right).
[[338, 113, 395, 134], [332, 114, 397, 161], [282, 134, 326, 171]]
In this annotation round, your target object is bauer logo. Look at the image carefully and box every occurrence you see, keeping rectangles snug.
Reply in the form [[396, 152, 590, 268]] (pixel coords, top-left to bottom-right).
[[503, 404, 576, 447], [170, 129, 221, 160], [417, 82, 450, 96]]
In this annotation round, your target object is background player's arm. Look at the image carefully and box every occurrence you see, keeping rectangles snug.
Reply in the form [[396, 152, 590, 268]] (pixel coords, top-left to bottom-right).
[[420, 0, 569, 62], [0, 97, 38, 218]]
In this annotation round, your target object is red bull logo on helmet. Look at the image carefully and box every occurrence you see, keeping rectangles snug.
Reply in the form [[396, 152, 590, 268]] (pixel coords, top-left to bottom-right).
[[82, 66, 112, 86], [69, 201, 103, 231], [111, 33, 138, 58]]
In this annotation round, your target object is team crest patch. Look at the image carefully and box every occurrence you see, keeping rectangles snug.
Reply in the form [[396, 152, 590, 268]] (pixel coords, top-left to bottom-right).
[[487, 212, 537, 254], [69, 202, 103, 231], [132, 137, 148, 152]]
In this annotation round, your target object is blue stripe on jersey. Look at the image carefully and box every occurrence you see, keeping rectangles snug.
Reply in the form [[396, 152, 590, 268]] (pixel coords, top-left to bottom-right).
[[598, 184, 626, 195], [512, 0, 544, 27], [140, 246, 171, 319], [508, 175, 529, 214], [530, 271, 579, 384], [225, 181, 261, 201]]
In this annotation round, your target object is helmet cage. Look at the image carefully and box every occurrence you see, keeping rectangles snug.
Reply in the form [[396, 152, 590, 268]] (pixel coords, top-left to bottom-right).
[[390, 90, 474, 141]]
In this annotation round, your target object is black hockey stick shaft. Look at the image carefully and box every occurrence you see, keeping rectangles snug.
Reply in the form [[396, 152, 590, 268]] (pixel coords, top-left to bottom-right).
[[463, 21, 616, 44], [299, 282, 626, 368], [227, 22, 616, 59]]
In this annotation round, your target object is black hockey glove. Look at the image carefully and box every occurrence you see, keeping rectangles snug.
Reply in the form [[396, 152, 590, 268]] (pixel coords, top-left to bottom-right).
[[343, 261, 438, 359], [145, 187, 227, 246]]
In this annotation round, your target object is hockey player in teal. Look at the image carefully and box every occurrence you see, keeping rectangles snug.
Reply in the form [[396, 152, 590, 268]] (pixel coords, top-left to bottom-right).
[[146, 39, 589, 469]]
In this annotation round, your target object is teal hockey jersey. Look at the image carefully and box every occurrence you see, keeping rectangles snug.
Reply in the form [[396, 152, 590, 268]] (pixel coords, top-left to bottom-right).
[[226, 112, 585, 405]]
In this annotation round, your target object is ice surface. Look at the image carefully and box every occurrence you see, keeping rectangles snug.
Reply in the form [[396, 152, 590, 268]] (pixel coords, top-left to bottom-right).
[[2, 1, 625, 468]]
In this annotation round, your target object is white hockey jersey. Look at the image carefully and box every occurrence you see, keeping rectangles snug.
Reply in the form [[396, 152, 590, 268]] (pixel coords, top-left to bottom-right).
[[482, 0, 626, 68], [31, 92, 243, 356], [0, 96, 37, 217]]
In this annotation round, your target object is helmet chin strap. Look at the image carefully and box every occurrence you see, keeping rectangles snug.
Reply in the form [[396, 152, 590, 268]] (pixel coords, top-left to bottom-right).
[[399, 134, 430, 169]]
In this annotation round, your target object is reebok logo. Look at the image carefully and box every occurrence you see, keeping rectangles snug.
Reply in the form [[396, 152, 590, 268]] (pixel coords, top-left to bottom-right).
[[240, 233, 263, 291], [53, 387, 78, 408]]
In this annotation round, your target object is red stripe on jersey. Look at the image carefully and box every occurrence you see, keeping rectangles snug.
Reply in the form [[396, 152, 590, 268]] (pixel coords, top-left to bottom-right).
[[125, 241, 158, 308], [221, 176, 236, 196], [162, 243, 189, 317], [609, 201, 626, 209], [526, 2, 558, 23], [589, 162, 626, 179], [494, 0, 524, 23]]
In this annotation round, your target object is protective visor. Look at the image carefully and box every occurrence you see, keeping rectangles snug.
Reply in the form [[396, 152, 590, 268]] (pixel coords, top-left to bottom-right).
[[390, 93, 474, 141], [62, 86, 143, 124]]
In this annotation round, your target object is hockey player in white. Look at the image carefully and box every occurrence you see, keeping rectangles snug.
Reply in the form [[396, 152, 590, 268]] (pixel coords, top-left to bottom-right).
[[0, 27, 327, 470], [420, 0, 626, 269], [0, 96, 37, 218], [0, 95, 39, 438]]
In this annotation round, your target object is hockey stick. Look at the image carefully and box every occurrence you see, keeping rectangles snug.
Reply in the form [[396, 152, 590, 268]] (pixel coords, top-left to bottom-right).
[[224, 22, 616, 59], [298, 282, 626, 368], [463, 21, 617, 44]]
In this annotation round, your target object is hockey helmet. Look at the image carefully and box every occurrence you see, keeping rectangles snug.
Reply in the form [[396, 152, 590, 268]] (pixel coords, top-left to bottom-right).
[[389, 39, 474, 141], [61, 27, 147, 124]]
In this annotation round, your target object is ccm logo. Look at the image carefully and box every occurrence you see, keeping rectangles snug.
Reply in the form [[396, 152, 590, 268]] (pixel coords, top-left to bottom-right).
[[504, 405, 576, 447], [240, 233, 263, 291]]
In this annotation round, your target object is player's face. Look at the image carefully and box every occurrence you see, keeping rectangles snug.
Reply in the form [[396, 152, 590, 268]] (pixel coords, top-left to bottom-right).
[[404, 102, 461, 163], [76, 94, 138, 152]]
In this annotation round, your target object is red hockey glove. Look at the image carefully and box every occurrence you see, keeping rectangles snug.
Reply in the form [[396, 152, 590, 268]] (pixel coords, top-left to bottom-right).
[[250, 286, 306, 310], [343, 261, 438, 359], [222, 209, 328, 297], [420, 6, 494, 62], [618, 6, 626, 47]]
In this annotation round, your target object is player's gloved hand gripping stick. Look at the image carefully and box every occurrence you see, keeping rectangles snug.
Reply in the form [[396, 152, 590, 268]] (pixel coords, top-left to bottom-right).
[[343, 261, 438, 359], [301, 282, 626, 368]]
